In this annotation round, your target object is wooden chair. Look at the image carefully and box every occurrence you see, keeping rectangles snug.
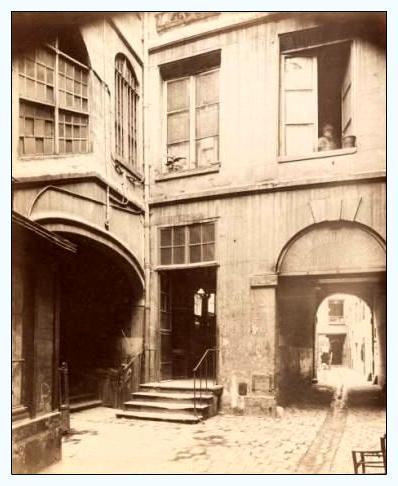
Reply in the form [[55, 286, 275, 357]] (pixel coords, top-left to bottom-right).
[[352, 435, 386, 474]]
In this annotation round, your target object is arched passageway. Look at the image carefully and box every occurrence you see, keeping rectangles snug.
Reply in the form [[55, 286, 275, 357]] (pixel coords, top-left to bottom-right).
[[315, 293, 375, 387], [276, 221, 386, 405], [57, 233, 144, 406]]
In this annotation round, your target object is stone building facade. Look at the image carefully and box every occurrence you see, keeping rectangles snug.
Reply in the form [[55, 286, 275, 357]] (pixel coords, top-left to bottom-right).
[[12, 11, 386, 470], [144, 12, 386, 410]]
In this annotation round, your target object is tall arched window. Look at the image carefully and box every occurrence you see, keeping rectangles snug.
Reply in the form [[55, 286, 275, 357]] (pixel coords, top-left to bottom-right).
[[18, 30, 90, 156], [115, 54, 139, 169]]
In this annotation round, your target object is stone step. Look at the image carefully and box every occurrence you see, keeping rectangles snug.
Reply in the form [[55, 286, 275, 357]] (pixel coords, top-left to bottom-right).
[[70, 393, 97, 403], [124, 399, 209, 414], [140, 382, 223, 394], [132, 391, 214, 403], [116, 409, 201, 424], [69, 399, 103, 413]]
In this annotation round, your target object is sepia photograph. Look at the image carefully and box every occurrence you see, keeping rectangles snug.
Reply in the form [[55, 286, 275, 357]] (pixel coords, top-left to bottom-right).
[[10, 8, 387, 475]]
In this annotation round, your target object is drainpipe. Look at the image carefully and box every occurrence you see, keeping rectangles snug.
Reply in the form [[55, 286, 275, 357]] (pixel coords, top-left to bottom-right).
[[142, 13, 152, 382]]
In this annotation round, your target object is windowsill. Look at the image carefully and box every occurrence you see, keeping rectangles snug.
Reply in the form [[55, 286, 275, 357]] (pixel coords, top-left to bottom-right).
[[155, 261, 219, 271], [112, 155, 144, 182], [155, 163, 221, 181], [278, 147, 357, 164], [18, 152, 91, 161]]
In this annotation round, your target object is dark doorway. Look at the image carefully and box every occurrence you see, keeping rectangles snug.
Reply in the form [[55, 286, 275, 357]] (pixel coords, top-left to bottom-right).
[[328, 334, 346, 365], [59, 235, 137, 400], [159, 267, 217, 381]]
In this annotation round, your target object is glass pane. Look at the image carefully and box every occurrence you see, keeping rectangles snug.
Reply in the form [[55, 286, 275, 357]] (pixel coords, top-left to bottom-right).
[[45, 120, 53, 136], [34, 119, 45, 137], [189, 245, 201, 263], [284, 56, 314, 90], [285, 124, 315, 156], [196, 104, 218, 139], [167, 142, 189, 170], [35, 138, 44, 154], [203, 243, 215, 261], [173, 246, 185, 264], [202, 223, 215, 243], [46, 68, 54, 84], [167, 111, 189, 144], [37, 64, 45, 82], [24, 138, 35, 154], [189, 224, 201, 244], [160, 228, 172, 246], [196, 70, 219, 106], [44, 138, 53, 155], [161, 248, 172, 265], [167, 78, 189, 112], [25, 118, 34, 136], [196, 137, 218, 166], [173, 227, 185, 246]]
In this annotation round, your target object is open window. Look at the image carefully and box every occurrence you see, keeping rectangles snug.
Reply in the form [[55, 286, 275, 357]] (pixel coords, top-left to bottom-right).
[[160, 50, 221, 173], [280, 39, 354, 158]]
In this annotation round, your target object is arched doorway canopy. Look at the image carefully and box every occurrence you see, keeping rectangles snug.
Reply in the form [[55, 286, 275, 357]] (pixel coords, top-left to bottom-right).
[[277, 221, 386, 276]]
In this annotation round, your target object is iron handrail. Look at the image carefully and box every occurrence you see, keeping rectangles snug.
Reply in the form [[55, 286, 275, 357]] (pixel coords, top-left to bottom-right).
[[193, 348, 218, 418], [117, 352, 143, 407]]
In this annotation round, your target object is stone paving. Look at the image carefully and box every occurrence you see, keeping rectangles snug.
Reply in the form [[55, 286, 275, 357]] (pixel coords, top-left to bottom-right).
[[42, 406, 328, 474], [41, 368, 386, 475]]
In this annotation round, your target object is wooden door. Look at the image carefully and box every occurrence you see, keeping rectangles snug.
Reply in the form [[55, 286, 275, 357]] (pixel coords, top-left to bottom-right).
[[159, 273, 173, 380]]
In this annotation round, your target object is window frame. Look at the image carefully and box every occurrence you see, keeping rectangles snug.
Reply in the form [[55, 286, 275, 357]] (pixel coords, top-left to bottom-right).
[[114, 53, 140, 171], [163, 67, 220, 173], [17, 38, 90, 158], [158, 220, 217, 268], [278, 38, 356, 161]]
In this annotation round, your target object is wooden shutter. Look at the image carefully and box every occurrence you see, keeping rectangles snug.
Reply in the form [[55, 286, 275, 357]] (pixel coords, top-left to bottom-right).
[[281, 55, 318, 156], [341, 49, 353, 137]]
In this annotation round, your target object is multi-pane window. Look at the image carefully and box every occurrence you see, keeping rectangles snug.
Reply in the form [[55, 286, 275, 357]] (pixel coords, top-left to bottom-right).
[[12, 265, 26, 410], [18, 41, 89, 156], [160, 222, 216, 265], [280, 40, 353, 157], [115, 54, 139, 169], [166, 68, 219, 172], [328, 299, 344, 323]]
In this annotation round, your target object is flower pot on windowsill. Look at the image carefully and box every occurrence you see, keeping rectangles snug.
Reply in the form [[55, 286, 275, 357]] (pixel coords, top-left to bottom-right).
[[342, 135, 356, 148]]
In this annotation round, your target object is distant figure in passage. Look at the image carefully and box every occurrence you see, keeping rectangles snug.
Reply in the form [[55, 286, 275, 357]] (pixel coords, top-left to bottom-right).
[[318, 123, 338, 151], [320, 342, 332, 370]]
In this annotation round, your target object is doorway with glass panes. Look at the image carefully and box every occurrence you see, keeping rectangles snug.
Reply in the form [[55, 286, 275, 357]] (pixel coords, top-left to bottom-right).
[[159, 266, 217, 381]]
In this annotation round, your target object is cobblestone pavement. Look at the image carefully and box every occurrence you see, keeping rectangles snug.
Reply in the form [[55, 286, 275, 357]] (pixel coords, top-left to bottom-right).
[[42, 406, 328, 474], [41, 369, 386, 474]]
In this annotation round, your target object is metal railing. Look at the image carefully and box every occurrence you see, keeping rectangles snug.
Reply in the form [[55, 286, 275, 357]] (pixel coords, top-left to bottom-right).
[[58, 362, 70, 433], [117, 352, 143, 408], [193, 348, 218, 418]]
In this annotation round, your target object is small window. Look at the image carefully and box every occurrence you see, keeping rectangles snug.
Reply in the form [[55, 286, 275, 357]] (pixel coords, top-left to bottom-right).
[[159, 222, 215, 265], [114, 54, 139, 169], [280, 41, 354, 157], [328, 299, 344, 322], [17, 36, 89, 157], [163, 61, 220, 173]]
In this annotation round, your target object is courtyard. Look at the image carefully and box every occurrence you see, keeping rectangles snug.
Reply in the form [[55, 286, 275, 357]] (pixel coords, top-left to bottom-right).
[[42, 379, 385, 474]]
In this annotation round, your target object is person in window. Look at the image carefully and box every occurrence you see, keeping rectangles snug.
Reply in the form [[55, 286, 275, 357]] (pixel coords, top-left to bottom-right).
[[318, 123, 338, 152]]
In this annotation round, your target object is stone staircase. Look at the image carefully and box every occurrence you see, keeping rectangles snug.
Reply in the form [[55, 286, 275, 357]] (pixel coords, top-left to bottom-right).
[[69, 393, 103, 413], [116, 381, 223, 423]]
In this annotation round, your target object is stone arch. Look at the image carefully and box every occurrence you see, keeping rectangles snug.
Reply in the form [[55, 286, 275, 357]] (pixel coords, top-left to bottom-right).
[[276, 221, 386, 276], [33, 215, 145, 292]]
